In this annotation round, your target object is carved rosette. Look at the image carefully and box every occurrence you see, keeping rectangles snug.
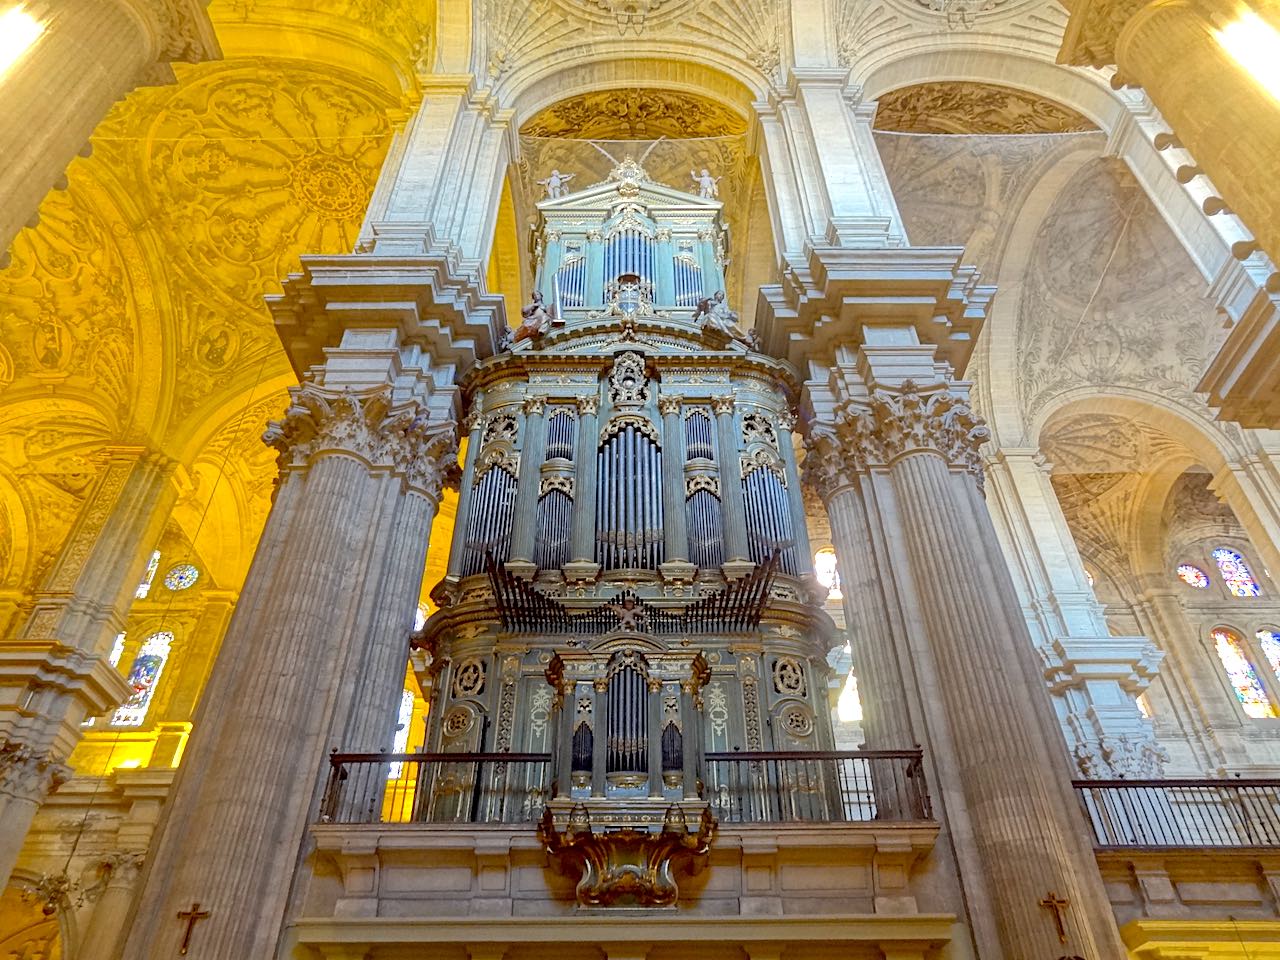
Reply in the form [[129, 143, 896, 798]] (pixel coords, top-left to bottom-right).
[[0, 740, 72, 805], [807, 382, 990, 494], [263, 385, 459, 502]]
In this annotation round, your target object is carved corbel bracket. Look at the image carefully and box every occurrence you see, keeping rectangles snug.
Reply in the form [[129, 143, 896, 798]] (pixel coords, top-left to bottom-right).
[[539, 803, 715, 907]]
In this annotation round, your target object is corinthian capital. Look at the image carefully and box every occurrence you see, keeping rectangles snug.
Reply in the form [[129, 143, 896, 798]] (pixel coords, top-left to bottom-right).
[[0, 740, 71, 804], [264, 384, 459, 501], [808, 381, 989, 486]]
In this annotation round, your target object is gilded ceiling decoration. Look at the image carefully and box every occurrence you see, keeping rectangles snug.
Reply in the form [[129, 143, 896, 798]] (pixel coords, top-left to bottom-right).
[[874, 82, 1096, 134], [520, 89, 748, 140]]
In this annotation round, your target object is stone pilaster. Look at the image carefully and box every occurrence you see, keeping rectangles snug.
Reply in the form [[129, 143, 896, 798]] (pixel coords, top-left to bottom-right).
[[814, 379, 1126, 958], [0, 0, 219, 258], [983, 447, 1165, 777], [0, 447, 174, 887]]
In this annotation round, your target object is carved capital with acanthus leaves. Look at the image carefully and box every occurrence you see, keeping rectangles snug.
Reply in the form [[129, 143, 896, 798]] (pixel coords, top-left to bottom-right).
[[809, 381, 989, 488], [0, 740, 71, 805], [264, 384, 459, 502]]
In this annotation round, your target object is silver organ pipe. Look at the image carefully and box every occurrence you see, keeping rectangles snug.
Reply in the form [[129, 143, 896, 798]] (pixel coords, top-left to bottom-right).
[[534, 490, 573, 570], [605, 229, 655, 286], [595, 423, 664, 570], [545, 411, 575, 460], [684, 412, 714, 461], [686, 489, 725, 570], [606, 661, 648, 774], [461, 465, 518, 575], [743, 466, 798, 575], [674, 256, 704, 307], [556, 255, 586, 307]]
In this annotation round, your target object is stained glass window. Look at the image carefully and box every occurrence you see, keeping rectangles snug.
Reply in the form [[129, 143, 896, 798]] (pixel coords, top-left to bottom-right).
[[135, 550, 161, 599], [388, 689, 415, 779], [1212, 548, 1261, 597], [1176, 564, 1210, 589], [1212, 628, 1277, 718], [1258, 629, 1280, 685], [814, 548, 842, 600], [163, 563, 199, 591], [112, 632, 173, 726]]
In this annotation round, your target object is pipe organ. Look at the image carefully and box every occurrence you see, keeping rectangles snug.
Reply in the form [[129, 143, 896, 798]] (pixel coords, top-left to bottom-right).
[[420, 158, 837, 886]]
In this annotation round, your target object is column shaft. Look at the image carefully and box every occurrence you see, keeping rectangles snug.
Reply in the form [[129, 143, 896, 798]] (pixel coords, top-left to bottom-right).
[[570, 397, 600, 565], [712, 397, 749, 566], [659, 400, 689, 563], [886, 448, 1123, 956]]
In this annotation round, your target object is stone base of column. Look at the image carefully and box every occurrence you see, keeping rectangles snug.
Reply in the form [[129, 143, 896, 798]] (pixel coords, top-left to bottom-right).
[[722, 560, 755, 581]]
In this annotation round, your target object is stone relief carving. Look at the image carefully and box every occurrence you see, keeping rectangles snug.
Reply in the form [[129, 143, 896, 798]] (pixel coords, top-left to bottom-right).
[[0, 740, 72, 805], [875, 82, 1095, 135]]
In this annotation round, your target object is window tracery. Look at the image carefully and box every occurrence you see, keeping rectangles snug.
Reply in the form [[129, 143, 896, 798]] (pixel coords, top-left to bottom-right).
[[1212, 548, 1262, 597]]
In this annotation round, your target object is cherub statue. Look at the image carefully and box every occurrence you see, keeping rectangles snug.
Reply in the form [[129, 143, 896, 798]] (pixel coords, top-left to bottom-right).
[[606, 595, 648, 632], [693, 290, 752, 346], [510, 291, 558, 346], [538, 169, 575, 199], [691, 168, 721, 199]]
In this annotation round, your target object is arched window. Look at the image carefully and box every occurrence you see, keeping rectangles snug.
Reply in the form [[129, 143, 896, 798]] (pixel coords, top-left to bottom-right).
[[1176, 563, 1210, 589], [135, 550, 161, 599], [1211, 628, 1277, 718], [1212, 547, 1261, 597], [388, 689, 416, 779], [814, 547, 842, 600], [1258, 629, 1280, 686], [112, 632, 174, 726]]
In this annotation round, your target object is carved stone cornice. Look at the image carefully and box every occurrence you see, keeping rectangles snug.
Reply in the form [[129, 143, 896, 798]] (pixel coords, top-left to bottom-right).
[[0, 740, 71, 805], [807, 382, 990, 491], [264, 384, 459, 501]]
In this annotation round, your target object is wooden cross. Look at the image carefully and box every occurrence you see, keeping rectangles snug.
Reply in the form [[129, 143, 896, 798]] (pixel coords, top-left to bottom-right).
[[1039, 891, 1070, 944], [177, 902, 210, 956]]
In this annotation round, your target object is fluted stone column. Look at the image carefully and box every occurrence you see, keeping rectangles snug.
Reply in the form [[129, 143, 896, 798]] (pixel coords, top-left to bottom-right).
[[658, 396, 694, 581], [123, 383, 458, 960], [712, 395, 751, 575], [566, 394, 600, 578], [508, 396, 547, 576], [0, 0, 218, 258], [0, 448, 173, 887], [819, 381, 1126, 958], [79, 851, 145, 960]]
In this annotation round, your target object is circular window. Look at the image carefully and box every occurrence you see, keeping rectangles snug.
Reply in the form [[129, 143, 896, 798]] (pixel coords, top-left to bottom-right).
[[163, 563, 200, 591], [1176, 563, 1210, 589]]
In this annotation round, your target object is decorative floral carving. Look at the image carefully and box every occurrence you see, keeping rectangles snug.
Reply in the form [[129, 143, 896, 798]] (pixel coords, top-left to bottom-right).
[[264, 384, 458, 500], [739, 447, 785, 483], [607, 352, 649, 406], [771, 656, 806, 696], [875, 82, 1095, 135], [0, 740, 72, 805], [1074, 732, 1168, 779]]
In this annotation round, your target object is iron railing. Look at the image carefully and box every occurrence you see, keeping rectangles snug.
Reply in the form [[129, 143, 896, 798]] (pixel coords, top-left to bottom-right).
[[1074, 779, 1280, 848], [703, 749, 931, 824], [322, 752, 553, 825]]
